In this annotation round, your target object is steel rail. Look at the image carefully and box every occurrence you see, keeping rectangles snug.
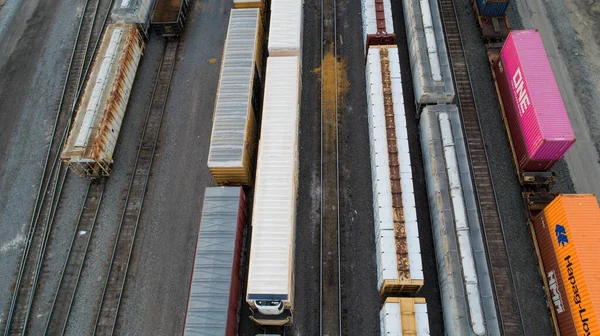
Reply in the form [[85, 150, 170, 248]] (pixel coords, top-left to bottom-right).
[[3, 0, 114, 333], [43, 179, 106, 336], [437, 0, 526, 334], [93, 39, 179, 336]]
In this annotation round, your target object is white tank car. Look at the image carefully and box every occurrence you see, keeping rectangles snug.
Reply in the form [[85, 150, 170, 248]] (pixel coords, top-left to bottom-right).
[[403, 0, 455, 106], [419, 105, 501, 336]]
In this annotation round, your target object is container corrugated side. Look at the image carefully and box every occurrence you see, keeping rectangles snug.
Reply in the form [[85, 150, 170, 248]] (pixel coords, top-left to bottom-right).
[[183, 187, 246, 336], [246, 56, 300, 310], [496, 30, 575, 170], [380, 297, 430, 335], [476, 0, 508, 17], [419, 105, 501, 336], [268, 0, 303, 56], [207, 9, 262, 185], [366, 46, 423, 295], [533, 194, 600, 336], [360, 0, 394, 53], [403, 0, 454, 105], [61, 23, 143, 177]]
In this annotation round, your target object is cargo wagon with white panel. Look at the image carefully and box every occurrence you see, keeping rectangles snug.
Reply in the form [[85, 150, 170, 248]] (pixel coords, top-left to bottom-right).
[[366, 45, 424, 295], [360, 0, 395, 52], [268, 0, 303, 56], [246, 56, 300, 326], [207, 8, 265, 186], [380, 297, 430, 335], [111, 0, 157, 35], [403, 0, 454, 107], [62, 23, 144, 177]]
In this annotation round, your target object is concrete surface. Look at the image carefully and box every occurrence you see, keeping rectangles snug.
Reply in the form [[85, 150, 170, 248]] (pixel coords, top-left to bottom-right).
[[0, 0, 80, 326]]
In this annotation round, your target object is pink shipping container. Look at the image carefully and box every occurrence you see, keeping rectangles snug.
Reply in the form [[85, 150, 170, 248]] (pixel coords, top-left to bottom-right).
[[494, 30, 575, 172]]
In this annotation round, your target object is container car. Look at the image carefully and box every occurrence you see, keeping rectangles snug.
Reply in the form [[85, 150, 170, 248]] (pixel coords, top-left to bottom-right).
[[111, 0, 156, 35], [403, 0, 454, 107], [207, 8, 265, 186], [380, 297, 430, 335], [183, 187, 247, 336], [475, 0, 508, 17], [62, 23, 144, 177], [151, 0, 190, 37], [365, 45, 424, 295], [420, 105, 501, 336], [246, 56, 300, 326], [267, 0, 303, 56], [360, 0, 395, 52], [532, 194, 600, 336], [494, 30, 575, 173]]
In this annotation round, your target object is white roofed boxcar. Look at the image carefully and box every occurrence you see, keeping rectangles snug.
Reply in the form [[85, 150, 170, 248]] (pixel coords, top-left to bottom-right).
[[246, 56, 300, 326], [62, 23, 144, 177], [366, 45, 424, 295], [268, 0, 303, 56]]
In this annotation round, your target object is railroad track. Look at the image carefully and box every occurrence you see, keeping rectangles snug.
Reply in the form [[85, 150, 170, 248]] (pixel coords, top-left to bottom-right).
[[2, 0, 113, 334], [44, 180, 106, 336], [437, 0, 525, 334], [320, 0, 342, 334], [93, 39, 179, 336]]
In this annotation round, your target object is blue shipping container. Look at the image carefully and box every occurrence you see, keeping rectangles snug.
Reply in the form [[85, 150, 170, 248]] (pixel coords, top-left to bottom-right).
[[476, 0, 508, 17]]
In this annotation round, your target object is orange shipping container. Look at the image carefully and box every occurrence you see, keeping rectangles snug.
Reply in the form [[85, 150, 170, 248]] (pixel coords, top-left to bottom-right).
[[533, 194, 600, 336]]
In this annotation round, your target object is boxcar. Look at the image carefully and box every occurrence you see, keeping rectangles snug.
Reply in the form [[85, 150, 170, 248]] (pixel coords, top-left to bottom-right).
[[207, 8, 264, 186], [111, 0, 157, 35], [365, 45, 424, 295], [246, 56, 300, 326], [183, 187, 247, 336], [267, 0, 303, 56], [360, 0, 395, 52], [151, 0, 190, 37], [62, 23, 144, 177]]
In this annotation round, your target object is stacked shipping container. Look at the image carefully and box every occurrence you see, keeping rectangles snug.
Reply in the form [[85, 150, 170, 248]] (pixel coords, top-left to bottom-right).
[[62, 23, 144, 177], [495, 30, 575, 172], [267, 0, 303, 56], [207, 8, 264, 186], [533, 194, 600, 335], [365, 45, 424, 295], [183, 187, 247, 336]]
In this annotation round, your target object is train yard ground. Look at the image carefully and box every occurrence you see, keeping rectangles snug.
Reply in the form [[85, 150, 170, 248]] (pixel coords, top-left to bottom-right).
[[0, 0, 598, 335]]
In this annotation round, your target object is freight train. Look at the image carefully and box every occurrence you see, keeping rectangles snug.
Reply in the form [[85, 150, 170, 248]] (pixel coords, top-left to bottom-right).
[[61, 0, 190, 177], [472, 1, 600, 335], [360, 0, 499, 334]]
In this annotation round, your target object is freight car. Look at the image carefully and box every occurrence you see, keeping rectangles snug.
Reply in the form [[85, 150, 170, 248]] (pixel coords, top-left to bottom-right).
[[365, 45, 424, 295], [380, 297, 430, 335], [419, 105, 501, 336], [268, 0, 303, 56], [183, 187, 247, 336], [151, 0, 190, 37], [246, 56, 300, 326], [402, 0, 454, 107], [62, 23, 144, 177], [234, 0, 266, 8], [360, 0, 395, 52], [207, 8, 265, 186], [111, 0, 157, 36], [531, 194, 600, 335]]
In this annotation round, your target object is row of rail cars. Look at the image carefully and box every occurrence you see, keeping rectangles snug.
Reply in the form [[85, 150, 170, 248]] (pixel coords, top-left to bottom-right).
[[183, 0, 302, 333], [61, 0, 189, 177], [471, 1, 600, 334]]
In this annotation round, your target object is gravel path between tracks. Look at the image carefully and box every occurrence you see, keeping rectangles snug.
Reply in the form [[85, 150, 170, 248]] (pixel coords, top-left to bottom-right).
[[0, 0, 79, 326], [452, 0, 576, 334], [113, 1, 230, 335]]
